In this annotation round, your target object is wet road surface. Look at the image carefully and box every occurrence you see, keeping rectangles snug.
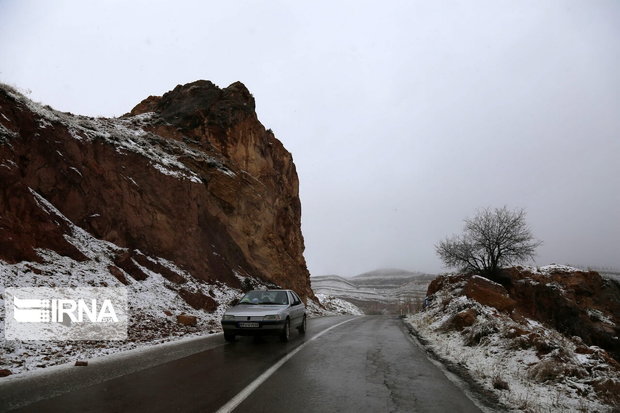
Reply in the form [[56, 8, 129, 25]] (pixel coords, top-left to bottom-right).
[[5, 316, 482, 412]]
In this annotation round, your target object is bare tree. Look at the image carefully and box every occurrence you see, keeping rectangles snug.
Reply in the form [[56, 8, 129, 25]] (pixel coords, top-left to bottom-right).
[[436, 207, 542, 279]]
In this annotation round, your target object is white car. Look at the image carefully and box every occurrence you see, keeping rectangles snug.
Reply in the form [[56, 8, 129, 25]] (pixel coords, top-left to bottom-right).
[[221, 289, 306, 342]]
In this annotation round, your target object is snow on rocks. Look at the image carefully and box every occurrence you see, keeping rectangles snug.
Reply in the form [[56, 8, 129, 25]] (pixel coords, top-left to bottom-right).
[[406, 271, 620, 412], [1, 84, 231, 183], [309, 293, 364, 316], [0, 191, 244, 376], [518, 264, 584, 275]]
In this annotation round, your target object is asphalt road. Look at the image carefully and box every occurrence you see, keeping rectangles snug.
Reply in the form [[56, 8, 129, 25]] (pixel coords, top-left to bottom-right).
[[4, 316, 482, 413]]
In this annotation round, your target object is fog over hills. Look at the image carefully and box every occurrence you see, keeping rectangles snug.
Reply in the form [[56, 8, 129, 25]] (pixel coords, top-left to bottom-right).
[[311, 269, 436, 314]]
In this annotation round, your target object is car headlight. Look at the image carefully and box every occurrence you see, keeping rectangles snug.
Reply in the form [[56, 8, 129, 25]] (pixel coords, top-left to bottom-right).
[[263, 314, 281, 321], [223, 314, 235, 321]]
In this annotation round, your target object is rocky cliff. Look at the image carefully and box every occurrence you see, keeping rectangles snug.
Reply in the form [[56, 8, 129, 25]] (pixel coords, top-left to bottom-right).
[[0, 80, 313, 326]]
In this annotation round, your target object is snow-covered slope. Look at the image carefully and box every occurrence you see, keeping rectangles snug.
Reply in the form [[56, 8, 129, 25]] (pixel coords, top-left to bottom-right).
[[311, 269, 436, 314], [406, 268, 620, 412], [0, 190, 251, 374]]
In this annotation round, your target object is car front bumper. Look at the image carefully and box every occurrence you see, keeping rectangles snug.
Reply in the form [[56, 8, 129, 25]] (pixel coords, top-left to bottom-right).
[[221, 319, 286, 336]]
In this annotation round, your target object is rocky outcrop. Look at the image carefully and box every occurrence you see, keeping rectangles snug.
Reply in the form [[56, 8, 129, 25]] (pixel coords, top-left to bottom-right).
[[0, 80, 313, 299], [414, 265, 620, 410], [499, 266, 620, 362], [426, 266, 620, 362]]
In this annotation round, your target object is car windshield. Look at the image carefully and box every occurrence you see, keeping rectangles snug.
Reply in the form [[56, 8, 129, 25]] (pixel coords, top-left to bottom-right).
[[238, 291, 289, 305]]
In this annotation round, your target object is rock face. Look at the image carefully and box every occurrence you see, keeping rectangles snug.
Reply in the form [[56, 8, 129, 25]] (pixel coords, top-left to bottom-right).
[[426, 266, 620, 362], [0, 81, 313, 299], [499, 266, 620, 362], [414, 265, 620, 410]]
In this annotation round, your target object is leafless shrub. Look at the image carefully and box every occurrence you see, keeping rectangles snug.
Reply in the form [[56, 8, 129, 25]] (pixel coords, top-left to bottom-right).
[[590, 378, 620, 407], [492, 375, 510, 391], [528, 360, 563, 383], [528, 359, 587, 383], [463, 321, 498, 346]]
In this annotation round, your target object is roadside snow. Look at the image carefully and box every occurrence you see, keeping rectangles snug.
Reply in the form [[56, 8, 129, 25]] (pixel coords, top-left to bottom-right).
[[405, 277, 619, 412], [0, 191, 243, 376]]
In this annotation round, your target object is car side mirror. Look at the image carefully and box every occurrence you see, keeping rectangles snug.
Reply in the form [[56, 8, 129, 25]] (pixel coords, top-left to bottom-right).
[[230, 298, 239, 306]]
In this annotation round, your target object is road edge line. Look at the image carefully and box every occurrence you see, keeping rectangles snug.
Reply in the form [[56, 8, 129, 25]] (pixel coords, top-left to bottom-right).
[[215, 317, 358, 413]]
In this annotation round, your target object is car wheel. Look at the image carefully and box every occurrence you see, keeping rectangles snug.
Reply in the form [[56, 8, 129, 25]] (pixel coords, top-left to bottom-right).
[[224, 333, 236, 342], [297, 315, 307, 334], [280, 319, 290, 342]]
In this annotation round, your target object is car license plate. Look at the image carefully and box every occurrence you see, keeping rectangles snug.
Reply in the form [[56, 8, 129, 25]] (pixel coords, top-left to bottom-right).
[[238, 322, 259, 328]]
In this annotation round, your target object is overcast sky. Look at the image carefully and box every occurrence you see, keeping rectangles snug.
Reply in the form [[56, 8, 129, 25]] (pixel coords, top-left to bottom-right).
[[1, 0, 619, 276]]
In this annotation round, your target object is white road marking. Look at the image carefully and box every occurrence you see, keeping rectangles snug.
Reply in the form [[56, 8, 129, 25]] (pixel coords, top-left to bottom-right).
[[215, 317, 358, 413]]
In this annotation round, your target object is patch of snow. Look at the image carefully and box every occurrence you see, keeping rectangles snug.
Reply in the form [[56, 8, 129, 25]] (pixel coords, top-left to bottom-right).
[[37, 118, 52, 129], [471, 274, 503, 288], [313, 293, 364, 316], [0, 122, 18, 140], [522, 264, 583, 275], [587, 309, 614, 326], [1, 159, 17, 170], [152, 162, 201, 183]]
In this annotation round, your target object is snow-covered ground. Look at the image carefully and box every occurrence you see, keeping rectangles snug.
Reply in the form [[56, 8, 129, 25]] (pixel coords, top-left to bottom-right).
[[0, 189, 338, 377], [308, 293, 364, 316], [0, 188, 309, 376], [405, 272, 620, 412]]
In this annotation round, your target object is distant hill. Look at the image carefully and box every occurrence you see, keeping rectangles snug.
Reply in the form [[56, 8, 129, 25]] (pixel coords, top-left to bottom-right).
[[311, 269, 436, 315]]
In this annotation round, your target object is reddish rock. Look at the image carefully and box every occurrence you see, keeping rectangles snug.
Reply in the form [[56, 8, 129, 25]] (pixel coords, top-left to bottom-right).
[[463, 276, 516, 313], [163, 310, 173, 317], [0, 81, 313, 300], [441, 308, 477, 331], [0, 369, 12, 377], [132, 253, 186, 284], [113, 252, 148, 281], [179, 289, 217, 312], [108, 265, 129, 285], [427, 274, 469, 296], [176, 314, 197, 326], [575, 345, 595, 355], [500, 267, 620, 362], [427, 268, 620, 363]]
